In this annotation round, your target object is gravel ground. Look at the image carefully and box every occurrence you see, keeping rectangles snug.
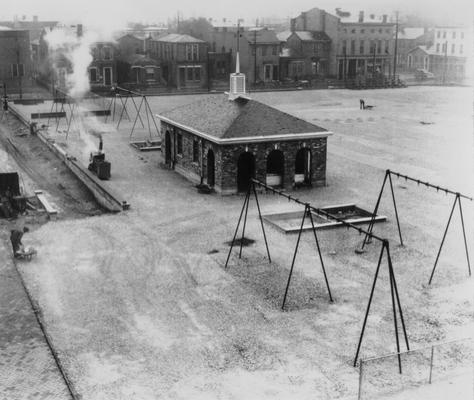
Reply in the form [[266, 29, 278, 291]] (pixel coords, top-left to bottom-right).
[[7, 86, 474, 399]]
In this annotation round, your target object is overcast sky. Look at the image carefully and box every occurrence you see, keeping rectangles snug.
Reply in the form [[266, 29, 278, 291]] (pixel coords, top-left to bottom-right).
[[0, 0, 472, 27]]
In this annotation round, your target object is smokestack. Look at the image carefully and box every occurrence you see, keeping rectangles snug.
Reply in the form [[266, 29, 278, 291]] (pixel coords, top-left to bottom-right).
[[77, 24, 83, 38], [99, 137, 103, 153], [302, 12, 307, 30], [382, 15, 387, 23], [321, 10, 326, 31], [359, 11, 364, 23], [290, 18, 296, 33]]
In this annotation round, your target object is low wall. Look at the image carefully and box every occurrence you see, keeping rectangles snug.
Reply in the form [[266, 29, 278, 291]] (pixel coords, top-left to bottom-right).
[[8, 104, 128, 212]]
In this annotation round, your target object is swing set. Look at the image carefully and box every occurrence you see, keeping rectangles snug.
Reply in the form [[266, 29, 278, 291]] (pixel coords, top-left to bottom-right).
[[225, 179, 410, 370], [359, 169, 472, 284]]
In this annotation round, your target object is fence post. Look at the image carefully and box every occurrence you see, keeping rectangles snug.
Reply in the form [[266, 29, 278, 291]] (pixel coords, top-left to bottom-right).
[[358, 359, 364, 400], [428, 346, 434, 384]]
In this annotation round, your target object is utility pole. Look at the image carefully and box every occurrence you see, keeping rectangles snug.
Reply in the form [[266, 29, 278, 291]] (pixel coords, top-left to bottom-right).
[[254, 23, 258, 85], [443, 40, 448, 84], [393, 11, 399, 82]]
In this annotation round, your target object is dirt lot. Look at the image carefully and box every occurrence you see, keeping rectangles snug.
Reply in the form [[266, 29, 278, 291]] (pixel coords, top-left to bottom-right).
[[3, 86, 474, 399]]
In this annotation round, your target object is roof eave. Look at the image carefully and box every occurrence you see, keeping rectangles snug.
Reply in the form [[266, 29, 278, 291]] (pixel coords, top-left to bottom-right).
[[157, 115, 332, 145]]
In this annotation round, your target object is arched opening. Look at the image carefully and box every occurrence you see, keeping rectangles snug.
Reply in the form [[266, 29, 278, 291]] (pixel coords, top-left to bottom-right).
[[165, 131, 171, 165], [294, 148, 312, 186], [207, 149, 215, 187], [266, 150, 284, 187], [237, 152, 255, 192]]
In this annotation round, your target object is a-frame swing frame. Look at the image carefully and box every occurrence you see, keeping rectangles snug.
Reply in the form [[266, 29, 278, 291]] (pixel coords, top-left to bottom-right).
[[224, 178, 410, 371], [360, 169, 472, 284]]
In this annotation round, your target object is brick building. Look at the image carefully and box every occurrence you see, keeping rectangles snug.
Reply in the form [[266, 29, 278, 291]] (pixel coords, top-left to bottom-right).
[[281, 30, 331, 80], [0, 29, 31, 91], [205, 26, 281, 84], [396, 27, 433, 72], [88, 41, 118, 92], [157, 70, 331, 194], [149, 33, 208, 89]]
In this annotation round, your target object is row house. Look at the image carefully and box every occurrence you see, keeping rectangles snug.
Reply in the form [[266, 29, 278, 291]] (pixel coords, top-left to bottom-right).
[[88, 41, 117, 91], [407, 26, 472, 82], [280, 30, 331, 80], [0, 29, 32, 90], [289, 8, 396, 80], [204, 26, 281, 84], [116, 34, 163, 88], [395, 27, 433, 72], [336, 12, 395, 80], [149, 33, 208, 90]]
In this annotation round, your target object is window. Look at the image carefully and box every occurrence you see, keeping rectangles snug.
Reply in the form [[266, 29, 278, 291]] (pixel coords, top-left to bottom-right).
[[177, 134, 183, 155], [193, 140, 199, 162], [351, 29, 356, 33], [384, 40, 389, 54], [460, 44, 463, 54], [11, 64, 24, 77], [261, 46, 267, 56], [251, 45, 256, 56], [194, 67, 201, 81], [436, 43, 440, 52], [89, 68, 97, 82], [442, 43, 447, 53], [377, 40, 382, 54], [370, 40, 376, 53], [102, 46, 112, 60], [359, 40, 364, 54], [145, 67, 155, 80], [443, 31, 446, 38], [452, 31, 456, 39], [187, 67, 194, 81], [451, 44, 455, 54], [92, 47, 98, 60], [350, 40, 355, 55], [272, 46, 278, 55], [342, 40, 347, 54], [186, 44, 199, 61]]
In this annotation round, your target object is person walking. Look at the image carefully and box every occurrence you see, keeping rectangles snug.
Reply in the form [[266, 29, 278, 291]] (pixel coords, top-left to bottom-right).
[[360, 99, 365, 110]]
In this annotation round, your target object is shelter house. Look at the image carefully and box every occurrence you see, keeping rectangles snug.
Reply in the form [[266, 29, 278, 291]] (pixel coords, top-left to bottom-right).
[[157, 58, 331, 194]]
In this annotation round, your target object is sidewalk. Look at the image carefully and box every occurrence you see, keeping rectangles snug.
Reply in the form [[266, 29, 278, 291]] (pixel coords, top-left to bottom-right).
[[0, 235, 71, 400]]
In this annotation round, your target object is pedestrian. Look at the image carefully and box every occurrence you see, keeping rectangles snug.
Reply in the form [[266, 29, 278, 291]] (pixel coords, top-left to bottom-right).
[[10, 226, 29, 258], [360, 99, 365, 110]]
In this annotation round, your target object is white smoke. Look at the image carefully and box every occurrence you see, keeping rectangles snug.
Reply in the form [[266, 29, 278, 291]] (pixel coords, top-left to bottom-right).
[[45, 27, 98, 99]]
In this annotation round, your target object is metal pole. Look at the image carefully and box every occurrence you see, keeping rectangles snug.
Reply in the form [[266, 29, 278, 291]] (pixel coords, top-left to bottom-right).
[[225, 188, 251, 268], [393, 11, 399, 81], [354, 242, 385, 366], [307, 207, 333, 301], [129, 93, 145, 128], [428, 345, 434, 384], [429, 195, 458, 284], [387, 242, 402, 373], [145, 98, 160, 138], [361, 170, 388, 249], [239, 183, 251, 258], [457, 195, 472, 276], [388, 172, 404, 246], [130, 96, 145, 139], [282, 205, 308, 310], [358, 359, 364, 400], [143, 96, 152, 140], [252, 183, 272, 263], [387, 247, 410, 351]]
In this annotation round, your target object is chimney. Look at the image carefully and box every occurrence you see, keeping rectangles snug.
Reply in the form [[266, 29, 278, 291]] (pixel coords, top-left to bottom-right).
[[382, 15, 387, 23], [321, 10, 326, 31], [290, 18, 296, 33], [77, 24, 83, 38], [358, 11, 364, 23], [302, 12, 307, 30]]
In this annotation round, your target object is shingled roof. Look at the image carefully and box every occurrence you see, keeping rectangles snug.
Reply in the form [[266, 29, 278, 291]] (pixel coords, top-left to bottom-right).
[[158, 95, 329, 143]]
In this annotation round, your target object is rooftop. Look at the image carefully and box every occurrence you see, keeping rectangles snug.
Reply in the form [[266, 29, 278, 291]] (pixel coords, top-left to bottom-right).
[[158, 94, 328, 143], [293, 31, 331, 42], [398, 28, 426, 40], [155, 33, 204, 43]]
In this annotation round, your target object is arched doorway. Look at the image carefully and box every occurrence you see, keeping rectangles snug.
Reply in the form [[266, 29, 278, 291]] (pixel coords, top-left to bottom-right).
[[295, 148, 312, 186], [207, 149, 215, 187], [237, 152, 255, 192], [266, 150, 284, 187], [165, 131, 171, 165]]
